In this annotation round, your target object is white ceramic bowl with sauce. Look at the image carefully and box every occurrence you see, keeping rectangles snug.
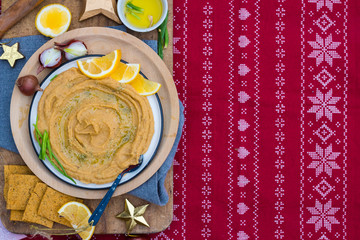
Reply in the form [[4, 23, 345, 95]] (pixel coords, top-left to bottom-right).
[[117, 0, 168, 32]]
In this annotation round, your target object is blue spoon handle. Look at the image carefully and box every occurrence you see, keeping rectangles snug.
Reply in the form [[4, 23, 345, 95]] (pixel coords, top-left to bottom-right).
[[88, 171, 126, 226]]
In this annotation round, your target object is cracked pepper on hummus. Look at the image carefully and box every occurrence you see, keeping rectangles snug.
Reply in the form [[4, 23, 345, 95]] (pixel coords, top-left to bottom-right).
[[36, 67, 154, 184]]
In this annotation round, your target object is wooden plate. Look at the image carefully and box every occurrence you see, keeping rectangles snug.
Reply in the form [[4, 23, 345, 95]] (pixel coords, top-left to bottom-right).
[[10, 27, 179, 199]]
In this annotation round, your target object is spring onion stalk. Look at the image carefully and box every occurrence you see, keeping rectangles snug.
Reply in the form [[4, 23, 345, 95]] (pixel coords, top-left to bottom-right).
[[33, 121, 76, 184], [129, 11, 141, 20], [126, 2, 144, 12], [164, 28, 169, 48], [126, 2, 144, 19], [41, 131, 47, 160], [157, 12, 169, 59]]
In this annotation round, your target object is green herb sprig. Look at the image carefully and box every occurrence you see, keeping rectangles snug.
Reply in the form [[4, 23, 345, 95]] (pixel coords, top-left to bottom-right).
[[33, 119, 76, 184], [157, 12, 169, 59], [126, 2, 144, 20]]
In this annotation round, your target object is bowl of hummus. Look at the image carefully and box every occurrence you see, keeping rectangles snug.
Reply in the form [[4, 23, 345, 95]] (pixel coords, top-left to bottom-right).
[[28, 55, 163, 189]]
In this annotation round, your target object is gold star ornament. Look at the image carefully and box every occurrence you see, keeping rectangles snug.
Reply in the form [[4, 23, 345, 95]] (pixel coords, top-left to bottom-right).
[[0, 42, 24, 67], [79, 0, 120, 23], [116, 199, 150, 234]]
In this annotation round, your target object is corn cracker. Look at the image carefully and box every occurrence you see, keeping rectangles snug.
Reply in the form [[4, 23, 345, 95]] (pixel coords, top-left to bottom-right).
[[38, 187, 83, 227], [23, 183, 53, 228], [7, 174, 41, 210], [10, 210, 24, 222], [4, 165, 33, 202]]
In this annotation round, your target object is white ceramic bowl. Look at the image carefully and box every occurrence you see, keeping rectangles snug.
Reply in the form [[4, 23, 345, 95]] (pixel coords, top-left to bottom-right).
[[117, 0, 168, 32]]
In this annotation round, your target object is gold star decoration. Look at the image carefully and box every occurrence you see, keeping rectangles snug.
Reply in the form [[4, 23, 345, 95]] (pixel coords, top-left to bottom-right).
[[79, 0, 120, 23], [0, 42, 24, 67], [116, 199, 150, 234]]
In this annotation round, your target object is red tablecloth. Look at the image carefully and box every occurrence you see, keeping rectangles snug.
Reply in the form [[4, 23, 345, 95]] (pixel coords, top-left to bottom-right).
[[10, 0, 360, 239]]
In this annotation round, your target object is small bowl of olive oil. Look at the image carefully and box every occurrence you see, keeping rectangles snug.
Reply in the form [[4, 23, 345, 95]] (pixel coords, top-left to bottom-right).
[[117, 0, 168, 32]]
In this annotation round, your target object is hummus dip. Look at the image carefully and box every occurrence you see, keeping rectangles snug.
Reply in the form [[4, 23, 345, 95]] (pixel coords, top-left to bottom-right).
[[36, 67, 154, 184]]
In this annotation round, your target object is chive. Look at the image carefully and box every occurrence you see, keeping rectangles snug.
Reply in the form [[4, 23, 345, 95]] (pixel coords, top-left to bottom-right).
[[129, 11, 141, 20], [47, 139, 65, 176], [164, 28, 169, 49], [160, 12, 169, 39], [41, 131, 48, 160], [51, 153, 76, 184], [50, 74, 58, 81], [157, 11, 169, 59], [39, 144, 43, 160], [33, 118, 77, 184], [126, 7, 143, 14], [34, 124, 42, 140], [35, 131, 40, 145], [158, 30, 163, 59], [130, 9, 143, 14], [33, 118, 43, 159], [126, 2, 144, 12], [46, 136, 76, 184], [45, 153, 63, 175], [47, 139, 53, 160], [33, 124, 41, 144]]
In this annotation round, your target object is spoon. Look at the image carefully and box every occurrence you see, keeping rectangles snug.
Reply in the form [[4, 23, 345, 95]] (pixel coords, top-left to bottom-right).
[[88, 155, 144, 226]]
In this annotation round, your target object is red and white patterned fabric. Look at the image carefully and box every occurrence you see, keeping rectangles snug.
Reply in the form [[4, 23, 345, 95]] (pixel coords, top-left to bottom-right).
[[4, 0, 360, 239]]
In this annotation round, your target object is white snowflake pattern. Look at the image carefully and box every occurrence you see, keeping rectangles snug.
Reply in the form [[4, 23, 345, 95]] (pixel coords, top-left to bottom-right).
[[306, 200, 340, 232], [308, 34, 341, 66], [203, 4, 213, 15], [314, 69, 335, 87], [308, 0, 341, 11], [307, 144, 340, 176], [275, 201, 284, 211], [307, 89, 341, 121], [276, 48, 286, 58]]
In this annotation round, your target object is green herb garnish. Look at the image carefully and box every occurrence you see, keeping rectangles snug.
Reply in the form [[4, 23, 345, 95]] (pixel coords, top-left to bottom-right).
[[50, 74, 58, 81], [157, 11, 169, 59], [33, 121, 76, 184], [126, 1, 144, 19], [126, 2, 144, 12], [129, 11, 141, 20]]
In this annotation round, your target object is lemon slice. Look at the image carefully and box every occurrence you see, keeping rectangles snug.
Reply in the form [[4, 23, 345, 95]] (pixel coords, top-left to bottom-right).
[[58, 201, 95, 240], [77, 49, 121, 79], [110, 62, 140, 83], [128, 74, 161, 96], [35, 4, 71, 38]]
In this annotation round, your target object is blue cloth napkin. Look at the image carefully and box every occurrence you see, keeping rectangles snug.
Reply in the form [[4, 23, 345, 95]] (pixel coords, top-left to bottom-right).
[[0, 25, 183, 206]]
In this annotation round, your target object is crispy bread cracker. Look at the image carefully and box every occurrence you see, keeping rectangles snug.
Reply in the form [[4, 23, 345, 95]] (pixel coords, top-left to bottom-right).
[[38, 187, 83, 227], [4, 165, 33, 202], [7, 174, 41, 210], [23, 183, 53, 228], [10, 210, 24, 221]]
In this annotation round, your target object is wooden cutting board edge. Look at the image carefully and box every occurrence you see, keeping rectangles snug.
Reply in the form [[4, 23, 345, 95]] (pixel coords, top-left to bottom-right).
[[0, 0, 174, 235], [0, 148, 174, 234]]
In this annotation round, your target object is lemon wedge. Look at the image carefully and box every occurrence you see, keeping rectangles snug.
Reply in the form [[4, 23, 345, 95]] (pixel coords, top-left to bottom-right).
[[128, 74, 161, 96], [77, 49, 121, 79], [110, 62, 140, 83], [35, 4, 71, 38], [58, 201, 95, 240]]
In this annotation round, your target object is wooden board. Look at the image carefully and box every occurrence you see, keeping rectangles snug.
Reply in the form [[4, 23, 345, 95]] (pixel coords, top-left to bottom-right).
[[10, 27, 179, 200], [0, 148, 173, 234], [1, 0, 175, 234]]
